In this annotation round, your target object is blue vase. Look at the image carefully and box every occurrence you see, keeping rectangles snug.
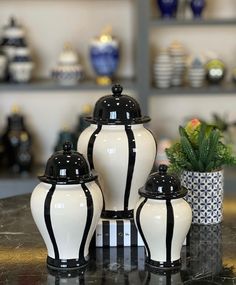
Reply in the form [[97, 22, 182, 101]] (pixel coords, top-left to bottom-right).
[[190, 0, 205, 18], [157, 0, 178, 18], [90, 41, 119, 85]]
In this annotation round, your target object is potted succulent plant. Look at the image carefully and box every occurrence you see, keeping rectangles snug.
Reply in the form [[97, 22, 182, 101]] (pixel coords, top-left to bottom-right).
[[165, 118, 236, 225]]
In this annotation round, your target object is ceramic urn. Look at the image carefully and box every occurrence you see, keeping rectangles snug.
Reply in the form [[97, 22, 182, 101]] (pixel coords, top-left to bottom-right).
[[30, 142, 103, 270], [78, 84, 157, 219], [134, 164, 192, 270]]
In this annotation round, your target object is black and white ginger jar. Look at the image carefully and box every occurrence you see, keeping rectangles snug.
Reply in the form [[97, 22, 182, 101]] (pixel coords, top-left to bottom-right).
[[78, 84, 157, 219], [134, 165, 192, 270], [30, 142, 103, 270]]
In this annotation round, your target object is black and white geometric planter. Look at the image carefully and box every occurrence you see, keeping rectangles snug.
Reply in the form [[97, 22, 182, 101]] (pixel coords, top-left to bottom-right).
[[134, 165, 192, 270], [181, 170, 224, 225], [30, 142, 103, 270]]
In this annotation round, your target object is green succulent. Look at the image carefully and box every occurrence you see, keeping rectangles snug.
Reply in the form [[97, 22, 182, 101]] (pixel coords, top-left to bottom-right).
[[165, 121, 236, 174]]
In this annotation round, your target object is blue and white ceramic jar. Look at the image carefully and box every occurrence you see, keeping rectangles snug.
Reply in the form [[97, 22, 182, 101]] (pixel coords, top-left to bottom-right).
[[9, 46, 34, 83], [52, 44, 84, 86], [157, 0, 178, 18], [78, 84, 157, 219], [90, 30, 119, 85], [190, 0, 205, 18], [31, 142, 103, 270], [134, 165, 192, 270]]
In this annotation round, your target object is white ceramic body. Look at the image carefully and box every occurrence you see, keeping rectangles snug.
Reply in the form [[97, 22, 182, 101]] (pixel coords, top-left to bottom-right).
[[30, 181, 103, 269], [10, 61, 34, 83], [134, 197, 192, 269], [78, 124, 157, 219]]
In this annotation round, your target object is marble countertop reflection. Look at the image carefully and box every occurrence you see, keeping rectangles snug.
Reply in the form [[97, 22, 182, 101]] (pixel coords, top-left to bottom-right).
[[0, 194, 235, 285]]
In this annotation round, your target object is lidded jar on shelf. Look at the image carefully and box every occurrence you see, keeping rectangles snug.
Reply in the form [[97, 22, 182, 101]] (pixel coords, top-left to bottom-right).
[[30, 142, 103, 270], [78, 84, 157, 219], [134, 164, 192, 270]]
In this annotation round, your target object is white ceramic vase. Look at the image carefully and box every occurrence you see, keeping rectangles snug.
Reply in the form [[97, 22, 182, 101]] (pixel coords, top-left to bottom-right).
[[134, 165, 192, 270], [30, 142, 103, 270], [78, 84, 157, 219]]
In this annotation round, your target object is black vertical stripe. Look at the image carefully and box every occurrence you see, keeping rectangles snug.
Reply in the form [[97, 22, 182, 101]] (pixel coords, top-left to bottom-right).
[[44, 184, 59, 259], [166, 200, 174, 262], [135, 198, 151, 258], [87, 125, 102, 169], [124, 125, 136, 211], [131, 219, 138, 246], [102, 220, 110, 247], [79, 183, 94, 260], [117, 220, 124, 247]]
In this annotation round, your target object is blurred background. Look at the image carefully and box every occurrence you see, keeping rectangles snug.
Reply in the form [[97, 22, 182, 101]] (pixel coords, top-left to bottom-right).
[[0, 0, 236, 197]]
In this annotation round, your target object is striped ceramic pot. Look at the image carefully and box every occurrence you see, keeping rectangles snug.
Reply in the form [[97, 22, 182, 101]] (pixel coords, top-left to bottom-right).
[[30, 142, 103, 270], [78, 84, 157, 219], [134, 165, 192, 270]]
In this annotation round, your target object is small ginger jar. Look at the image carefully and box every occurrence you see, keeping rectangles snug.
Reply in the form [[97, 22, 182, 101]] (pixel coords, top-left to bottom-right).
[[30, 142, 103, 270], [78, 84, 157, 219], [134, 164, 192, 270]]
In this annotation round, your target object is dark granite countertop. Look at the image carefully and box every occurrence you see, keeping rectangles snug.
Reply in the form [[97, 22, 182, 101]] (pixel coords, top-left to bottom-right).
[[0, 194, 235, 284]]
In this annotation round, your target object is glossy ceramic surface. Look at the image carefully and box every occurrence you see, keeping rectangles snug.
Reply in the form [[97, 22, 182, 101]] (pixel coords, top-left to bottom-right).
[[90, 40, 119, 78], [1, 194, 236, 284], [190, 0, 205, 18], [31, 181, 103, 269], [157, 0, 178, 18], [134, 197, 192, 269], [78, 124, 157, 219]]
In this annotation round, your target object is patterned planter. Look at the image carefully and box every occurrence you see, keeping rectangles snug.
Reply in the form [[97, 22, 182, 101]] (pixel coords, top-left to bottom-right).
[[181, 170, 223, 225]]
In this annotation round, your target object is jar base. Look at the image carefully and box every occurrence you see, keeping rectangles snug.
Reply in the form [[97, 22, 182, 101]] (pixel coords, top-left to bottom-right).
[[96, 76, 112, 86], [101, 209, 133, 219], [146, 258, 181, 270], [47, 255, 89, 270]]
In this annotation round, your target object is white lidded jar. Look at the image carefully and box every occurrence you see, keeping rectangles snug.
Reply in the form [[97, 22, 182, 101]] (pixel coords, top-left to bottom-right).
[[31, 142, 103, 270], [134, 164, 192, 270], [78, 84, 157, 219]]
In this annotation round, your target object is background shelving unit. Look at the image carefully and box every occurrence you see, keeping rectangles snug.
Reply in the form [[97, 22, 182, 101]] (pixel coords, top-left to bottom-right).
[[1, 0, 236, 197]]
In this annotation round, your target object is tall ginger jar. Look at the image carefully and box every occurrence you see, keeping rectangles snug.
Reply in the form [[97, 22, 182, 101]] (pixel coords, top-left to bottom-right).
[[78, 84, 157, 219], [30, 142, 103, 270]]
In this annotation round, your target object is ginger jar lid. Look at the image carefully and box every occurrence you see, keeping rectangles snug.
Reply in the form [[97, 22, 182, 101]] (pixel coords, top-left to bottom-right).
[[86, 84, 150, 125], [139, 164, 187, 200], [39, 142, 96, 185]]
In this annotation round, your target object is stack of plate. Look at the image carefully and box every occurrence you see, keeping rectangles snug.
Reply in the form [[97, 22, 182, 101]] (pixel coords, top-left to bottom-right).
[[169, 41, 187, 87], [188, 57, 205, 88], [153, 50, 173, 89]]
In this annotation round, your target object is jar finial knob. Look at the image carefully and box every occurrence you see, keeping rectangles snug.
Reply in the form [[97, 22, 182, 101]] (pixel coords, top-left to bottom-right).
[[112, 84, 123, 97], [63, 141, 72, 154], [158, 164, 168, 174]]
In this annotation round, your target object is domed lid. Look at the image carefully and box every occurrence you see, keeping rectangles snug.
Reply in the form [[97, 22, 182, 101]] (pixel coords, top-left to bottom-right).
[[86, 84, 150, 125], [3, 17, 25, 38], [139, 164, 187, 200], [39, 142, 96, 185], [58, 43, 78, 65]]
